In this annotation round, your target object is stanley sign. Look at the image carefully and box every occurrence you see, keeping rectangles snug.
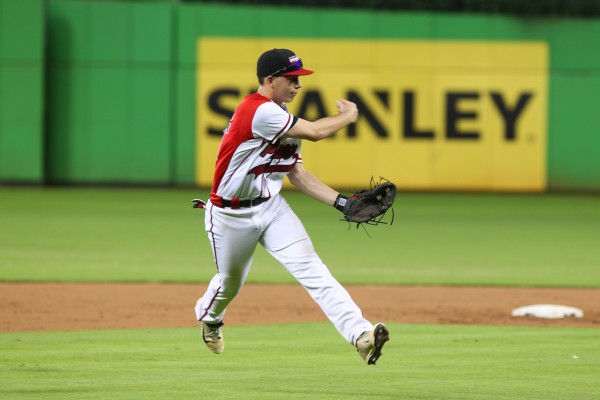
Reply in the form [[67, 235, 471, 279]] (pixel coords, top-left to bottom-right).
[[196, 39, 548, 191]]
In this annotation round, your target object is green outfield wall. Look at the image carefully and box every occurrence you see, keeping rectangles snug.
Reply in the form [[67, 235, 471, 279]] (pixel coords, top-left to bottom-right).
[[1, 0, 599, 190]]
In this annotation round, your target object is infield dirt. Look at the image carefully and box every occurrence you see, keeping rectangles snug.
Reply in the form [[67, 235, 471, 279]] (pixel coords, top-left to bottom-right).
[[1, 283, 599, 333]]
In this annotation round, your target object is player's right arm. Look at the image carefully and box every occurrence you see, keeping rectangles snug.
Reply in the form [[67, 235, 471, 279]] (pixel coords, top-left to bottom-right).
[[285, 99, 358, 142]]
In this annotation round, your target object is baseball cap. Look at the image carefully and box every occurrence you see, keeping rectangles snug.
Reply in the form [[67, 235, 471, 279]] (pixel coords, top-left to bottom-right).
[[257, 48, 314, 77]]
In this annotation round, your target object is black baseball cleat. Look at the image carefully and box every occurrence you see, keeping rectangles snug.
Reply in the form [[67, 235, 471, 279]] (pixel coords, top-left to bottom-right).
[[356, 323, 389, 365]]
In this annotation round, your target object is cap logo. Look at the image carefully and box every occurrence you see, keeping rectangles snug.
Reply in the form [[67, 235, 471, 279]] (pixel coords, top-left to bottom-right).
[[257, 48, 313, 77]]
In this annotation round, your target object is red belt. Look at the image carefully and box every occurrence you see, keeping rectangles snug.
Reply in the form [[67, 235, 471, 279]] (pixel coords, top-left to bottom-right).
[[211, 195, 270, 209]]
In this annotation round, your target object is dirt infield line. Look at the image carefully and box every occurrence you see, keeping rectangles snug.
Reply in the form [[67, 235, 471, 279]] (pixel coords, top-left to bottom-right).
[[1, 283, 598, 333]]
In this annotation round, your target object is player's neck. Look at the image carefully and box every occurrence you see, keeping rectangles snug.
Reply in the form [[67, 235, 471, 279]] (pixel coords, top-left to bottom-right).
[[257, 85, 272, 100]]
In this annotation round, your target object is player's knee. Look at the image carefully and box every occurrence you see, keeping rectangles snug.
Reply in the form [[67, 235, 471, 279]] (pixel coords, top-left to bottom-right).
[[219, 275, 245, 295]]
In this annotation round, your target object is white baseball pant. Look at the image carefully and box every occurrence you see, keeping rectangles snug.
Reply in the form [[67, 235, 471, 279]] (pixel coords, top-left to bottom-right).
[[194, 194, 373, 345]]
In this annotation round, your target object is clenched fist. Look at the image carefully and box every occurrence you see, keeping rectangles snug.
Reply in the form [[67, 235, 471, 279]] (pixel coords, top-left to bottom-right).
[[336, 99, 358, 123]]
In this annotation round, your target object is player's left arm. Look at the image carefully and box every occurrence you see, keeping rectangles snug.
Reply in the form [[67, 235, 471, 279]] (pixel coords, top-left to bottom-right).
[[287, 163, 338, 206]]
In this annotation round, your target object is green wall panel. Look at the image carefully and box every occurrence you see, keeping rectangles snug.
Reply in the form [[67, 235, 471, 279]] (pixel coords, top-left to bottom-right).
[[375, 13, 433, 38], [489, 16, 536, 40], [432, 14, 493, 39], [89, 2, 129, 63], [0, 67, 43, 180], [175, 5, 198, 67], [130, 68, 171, 182], [67, 66, 172, 183], [47, 0, 88, 63], [49, 0, 173, 64], [176, 3, 258, 66], [548, 19, 600, 70], [256, 8, 318, 36], [192, 3, 257, 37], [46, 66, 89, 181], [131, 3, 172, 63], [546, 19, 600, 190], [0, 0, 44, 183], [548, 74, 600, 190], [0, 0, 44, 61], [46, 0, 173, 184], [315, 9, 375, 38], [174, 68, 195, 185], [87, 67, 129, 181]]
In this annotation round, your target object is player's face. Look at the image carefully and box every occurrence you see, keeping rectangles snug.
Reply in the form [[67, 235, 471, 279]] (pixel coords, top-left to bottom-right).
[[272, 76, 302, 104]]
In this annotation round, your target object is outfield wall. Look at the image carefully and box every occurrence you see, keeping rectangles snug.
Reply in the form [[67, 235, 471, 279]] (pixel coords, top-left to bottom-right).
[[1, 0, 599, 191]]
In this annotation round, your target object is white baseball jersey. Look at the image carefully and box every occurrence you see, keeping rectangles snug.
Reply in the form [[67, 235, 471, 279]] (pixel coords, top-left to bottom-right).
[[210, 92, 302, 204]]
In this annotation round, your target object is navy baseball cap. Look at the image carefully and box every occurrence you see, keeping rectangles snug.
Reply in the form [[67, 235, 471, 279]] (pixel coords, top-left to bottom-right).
[[257, 48, 314, 77]]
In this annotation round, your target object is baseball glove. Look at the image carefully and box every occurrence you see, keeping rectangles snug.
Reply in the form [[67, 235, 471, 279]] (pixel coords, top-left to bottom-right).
[[339, 178, 397, 226]]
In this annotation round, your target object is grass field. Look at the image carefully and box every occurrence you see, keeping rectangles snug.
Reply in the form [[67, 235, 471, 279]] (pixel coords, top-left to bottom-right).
[[1, 187, 599, 400], [1, 323, 598, 400], [1, 187, 599, 286]]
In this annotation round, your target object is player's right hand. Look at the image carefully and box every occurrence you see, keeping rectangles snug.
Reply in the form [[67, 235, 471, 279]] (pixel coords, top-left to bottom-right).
[[336, 99, 358, 123]]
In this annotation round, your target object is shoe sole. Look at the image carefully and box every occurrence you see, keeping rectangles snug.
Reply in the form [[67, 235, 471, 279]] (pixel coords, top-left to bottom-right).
[[367, 323, 389, 365]]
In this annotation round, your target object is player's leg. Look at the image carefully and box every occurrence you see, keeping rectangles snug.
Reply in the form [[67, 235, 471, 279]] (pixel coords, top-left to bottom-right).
[[195, 204, 259, 325], [258, 195, 373, 345]]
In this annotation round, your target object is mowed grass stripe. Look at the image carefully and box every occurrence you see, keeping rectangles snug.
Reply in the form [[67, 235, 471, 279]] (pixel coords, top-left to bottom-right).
[[0, 323, 598, 400], [1, 187, 599, 287]]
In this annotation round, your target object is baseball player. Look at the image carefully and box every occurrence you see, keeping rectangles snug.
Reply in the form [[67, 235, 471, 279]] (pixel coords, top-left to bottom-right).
[[194, 48, 389, 365]]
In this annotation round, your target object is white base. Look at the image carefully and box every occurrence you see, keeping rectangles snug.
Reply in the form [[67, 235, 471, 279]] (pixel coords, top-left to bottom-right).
[[512, 304, 584, 319]]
